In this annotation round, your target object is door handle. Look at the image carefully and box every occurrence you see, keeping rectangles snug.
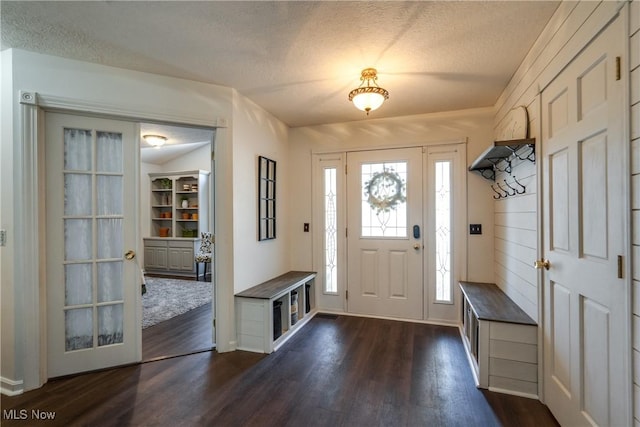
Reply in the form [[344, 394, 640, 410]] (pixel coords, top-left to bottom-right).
[[534, 259, 550, 270], [125, 250, 136, 260], [413, 243, 421, 250]]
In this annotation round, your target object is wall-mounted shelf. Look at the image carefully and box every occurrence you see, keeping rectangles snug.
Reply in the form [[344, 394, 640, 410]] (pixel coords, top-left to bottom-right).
[[468, 138, 536, 181]]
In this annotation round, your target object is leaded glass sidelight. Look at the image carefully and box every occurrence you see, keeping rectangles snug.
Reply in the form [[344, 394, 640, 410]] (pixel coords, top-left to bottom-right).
[[434, 161, 452, 303], [324, 168, 338, 294], [361, 162, 408, 237]]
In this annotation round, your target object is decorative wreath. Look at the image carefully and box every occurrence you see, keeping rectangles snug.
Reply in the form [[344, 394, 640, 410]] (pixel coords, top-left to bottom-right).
[[364, 169, 406, 214]]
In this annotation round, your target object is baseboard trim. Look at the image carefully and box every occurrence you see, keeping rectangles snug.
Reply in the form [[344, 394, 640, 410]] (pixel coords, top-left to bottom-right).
[[488, 386, 538, 400], [317, 310, 460, 328], [1, 376, 24, 396]]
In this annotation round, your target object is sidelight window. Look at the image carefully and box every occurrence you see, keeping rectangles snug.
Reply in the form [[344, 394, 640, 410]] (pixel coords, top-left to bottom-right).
[[324, 167, 338, 294], [434, 161, 452, 303]]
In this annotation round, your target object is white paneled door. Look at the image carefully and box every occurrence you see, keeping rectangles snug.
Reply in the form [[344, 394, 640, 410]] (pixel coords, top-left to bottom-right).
[[541, 14, 628, 426], [346, 148, 424, 319], [46, 113, 140, 377]]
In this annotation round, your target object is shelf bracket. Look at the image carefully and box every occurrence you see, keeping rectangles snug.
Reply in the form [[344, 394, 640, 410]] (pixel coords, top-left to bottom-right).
[[468, 138, 536, 181]]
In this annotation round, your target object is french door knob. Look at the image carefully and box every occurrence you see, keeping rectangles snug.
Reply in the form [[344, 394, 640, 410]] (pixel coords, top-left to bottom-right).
[[534, 259, 550, 270], [413, 243, 421, 250], [125, 250, 136, 260]]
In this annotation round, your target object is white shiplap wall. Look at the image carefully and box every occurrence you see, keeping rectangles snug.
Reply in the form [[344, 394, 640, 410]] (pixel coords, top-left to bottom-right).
[[630, 1, 640, 425], [492, 1, 621, 325], [492, 0, 637, 415], [494, 154, 538, 321]]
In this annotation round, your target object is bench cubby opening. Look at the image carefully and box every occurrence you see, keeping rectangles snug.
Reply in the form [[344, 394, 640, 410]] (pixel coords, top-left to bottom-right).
[[235, 271, 317, 353]]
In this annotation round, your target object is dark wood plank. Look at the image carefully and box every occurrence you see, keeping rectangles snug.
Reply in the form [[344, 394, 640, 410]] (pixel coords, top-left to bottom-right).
[[1, 315, 557, 427], [235, 271, 316, 299], [460, 281, 536, 325], [142, 302, 213, 361]]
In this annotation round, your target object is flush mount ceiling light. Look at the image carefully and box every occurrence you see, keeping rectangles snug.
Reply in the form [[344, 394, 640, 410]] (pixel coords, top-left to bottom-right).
[[143, 134, 167, 148], [348, 68, 389, 115]]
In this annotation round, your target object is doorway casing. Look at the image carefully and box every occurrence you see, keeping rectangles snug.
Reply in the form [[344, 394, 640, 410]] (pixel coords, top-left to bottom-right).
[[14, 90, 230, 392]]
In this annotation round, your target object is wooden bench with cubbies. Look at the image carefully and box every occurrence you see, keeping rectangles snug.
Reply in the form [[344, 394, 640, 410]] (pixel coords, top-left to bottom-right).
[[235, 271, 316, 353]]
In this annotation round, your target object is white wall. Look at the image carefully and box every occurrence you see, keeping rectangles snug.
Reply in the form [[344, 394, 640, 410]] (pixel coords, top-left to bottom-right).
[[0, 49, 248, 393], [288, 107, 497, 308], [492, 1, 625, 323], [493, 1, 632, 411], [629, 0, 640, 423], [161, 144, 212, 172], [0, 48, 18, 395], [231, 91, 290, 293]]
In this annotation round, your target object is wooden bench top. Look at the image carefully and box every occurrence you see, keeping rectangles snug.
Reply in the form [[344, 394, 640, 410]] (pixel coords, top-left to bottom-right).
[[236, 271, 316, 299], [459, 281, 536, 326]]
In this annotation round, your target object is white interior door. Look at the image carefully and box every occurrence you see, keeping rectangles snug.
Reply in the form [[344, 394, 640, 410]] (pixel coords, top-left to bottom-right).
[[346, 148, 423, 319], [46, 112, 140, 377], [541, 15, 629, 426]]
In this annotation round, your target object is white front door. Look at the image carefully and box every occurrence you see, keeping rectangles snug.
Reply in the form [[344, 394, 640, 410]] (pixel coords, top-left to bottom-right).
[[46, 112, 140, 377], [346, 148, 423, 319], [541, 14, 629, 426]]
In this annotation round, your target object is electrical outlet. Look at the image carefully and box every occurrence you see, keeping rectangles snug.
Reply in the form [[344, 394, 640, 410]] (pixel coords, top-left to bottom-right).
[[303, 223, 310, 232], [0, 229, 6, 246], [469, 224, 482, 235]]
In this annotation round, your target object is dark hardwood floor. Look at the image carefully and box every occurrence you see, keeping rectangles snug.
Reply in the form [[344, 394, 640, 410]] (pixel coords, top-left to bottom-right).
[[142, 302, 213, 361], [1, 315, 559, 427]]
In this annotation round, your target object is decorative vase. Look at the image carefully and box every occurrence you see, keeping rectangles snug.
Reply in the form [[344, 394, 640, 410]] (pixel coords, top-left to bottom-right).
[[182, 199, 188, 208]]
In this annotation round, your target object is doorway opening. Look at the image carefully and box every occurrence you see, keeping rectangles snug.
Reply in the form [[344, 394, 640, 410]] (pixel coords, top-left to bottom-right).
[[139, 122, 216, 361]]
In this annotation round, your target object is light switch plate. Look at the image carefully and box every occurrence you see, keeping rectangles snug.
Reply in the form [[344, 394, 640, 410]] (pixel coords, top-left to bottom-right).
[[469, 224, 482, 235]]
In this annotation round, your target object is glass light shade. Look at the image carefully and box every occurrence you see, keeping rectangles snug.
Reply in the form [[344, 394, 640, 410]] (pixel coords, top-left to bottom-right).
[[348, 68, 389, 114], [352, 91, 386, 113], [143, 135, 167, 147]]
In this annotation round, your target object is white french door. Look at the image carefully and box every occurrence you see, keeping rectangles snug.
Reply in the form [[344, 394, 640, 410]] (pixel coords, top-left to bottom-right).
[[344, 146, 463, 322], [45, 112, 140, 377], [541, 13, 629, 426]]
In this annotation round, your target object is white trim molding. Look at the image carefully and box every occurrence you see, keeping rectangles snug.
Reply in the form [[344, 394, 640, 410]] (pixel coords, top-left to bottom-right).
[[1, 376, 24, 396], [19, 90, 37, 106], [15, 95, 45, 391], [13, 90, 233, 392], [33, 92, 229, 129]]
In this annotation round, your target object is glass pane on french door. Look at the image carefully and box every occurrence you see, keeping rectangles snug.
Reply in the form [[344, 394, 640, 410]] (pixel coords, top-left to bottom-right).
[[63, 128, 125, 351]]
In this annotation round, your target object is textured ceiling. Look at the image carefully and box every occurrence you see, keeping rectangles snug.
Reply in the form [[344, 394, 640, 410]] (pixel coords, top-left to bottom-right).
[[1, 1, 560, 127]]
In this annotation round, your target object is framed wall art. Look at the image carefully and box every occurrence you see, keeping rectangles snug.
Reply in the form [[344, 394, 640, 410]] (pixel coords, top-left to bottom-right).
[[258, 156, 276, 240]]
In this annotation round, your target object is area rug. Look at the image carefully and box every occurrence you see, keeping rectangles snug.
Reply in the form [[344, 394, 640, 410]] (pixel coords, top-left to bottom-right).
[[142, 276, 212, 328]]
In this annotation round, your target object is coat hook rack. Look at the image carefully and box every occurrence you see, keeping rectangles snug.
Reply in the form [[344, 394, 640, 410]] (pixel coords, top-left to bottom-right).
[[513, 176, 526, 194], [503, 179, 518, 196], [491, 184, 503, 200], [491, 177, 527, 200], [496, 182, 510, 199]]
